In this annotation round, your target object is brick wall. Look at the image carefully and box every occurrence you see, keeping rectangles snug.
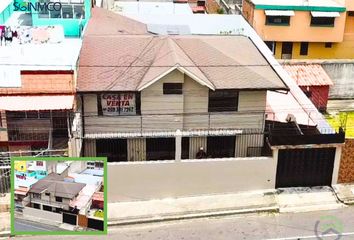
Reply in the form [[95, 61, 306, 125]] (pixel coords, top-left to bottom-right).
[[0, 71, 74, 95], [338, 139, 354, 183]]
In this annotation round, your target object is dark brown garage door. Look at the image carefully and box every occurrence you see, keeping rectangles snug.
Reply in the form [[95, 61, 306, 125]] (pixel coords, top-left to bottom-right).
[[88, 218, 104, 231], [63, 212, 77, 225]]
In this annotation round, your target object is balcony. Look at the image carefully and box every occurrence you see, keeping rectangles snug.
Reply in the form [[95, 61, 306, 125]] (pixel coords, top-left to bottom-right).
[[7, 128, 49, 142], [83, 111, 266, 135], [30, 198, 69, 209]]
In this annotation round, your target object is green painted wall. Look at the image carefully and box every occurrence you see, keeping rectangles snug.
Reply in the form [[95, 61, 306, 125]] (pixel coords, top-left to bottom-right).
[[0, 2, 14, 25], [15, 0, 91, 37]]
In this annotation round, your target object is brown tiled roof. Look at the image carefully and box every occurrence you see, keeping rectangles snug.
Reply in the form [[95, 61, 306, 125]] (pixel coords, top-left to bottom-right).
[[78, 34, 287, 92], [29, 173, 86, 199], [85, 8, 149, 36], [0, 71, 74, 95], [282, 64, 333, 86]]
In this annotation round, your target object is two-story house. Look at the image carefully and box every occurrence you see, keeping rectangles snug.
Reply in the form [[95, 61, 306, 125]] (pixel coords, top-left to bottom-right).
[[242, 0, 354, 59], [73, 8, 289, 162], [28, 173, 85, 213]]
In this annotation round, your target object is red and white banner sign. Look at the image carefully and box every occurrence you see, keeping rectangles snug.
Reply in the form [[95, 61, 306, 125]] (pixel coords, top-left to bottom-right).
[[101, 93, 136, 116]]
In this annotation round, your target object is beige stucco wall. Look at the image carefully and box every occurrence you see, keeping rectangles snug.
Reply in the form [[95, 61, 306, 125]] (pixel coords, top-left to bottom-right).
[[107, 157, 276, 202], [141, 70, 184, 115], [82, 70, 267, 134], [183, 75, 209, 113], [83, 94, 98, 116], [251, 9, 346, 42]]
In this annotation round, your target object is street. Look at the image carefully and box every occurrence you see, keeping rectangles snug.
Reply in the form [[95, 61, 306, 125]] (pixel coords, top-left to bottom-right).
[[14, 217, 62, 232], [12, 206, 354, 239]]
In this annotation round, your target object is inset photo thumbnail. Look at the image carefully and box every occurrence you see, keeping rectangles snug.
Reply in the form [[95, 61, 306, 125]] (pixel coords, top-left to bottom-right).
[[11, 157, 107, 235]]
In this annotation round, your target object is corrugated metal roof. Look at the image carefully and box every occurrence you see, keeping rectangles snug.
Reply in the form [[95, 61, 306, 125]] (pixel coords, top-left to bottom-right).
[[283, 64, 333, 86]]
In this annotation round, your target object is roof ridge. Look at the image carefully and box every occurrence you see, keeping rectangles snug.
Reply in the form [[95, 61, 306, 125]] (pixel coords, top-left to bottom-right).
[[134, 37, 168, 90], [105, 36, 157, 91], [167, 38, 181, 67], [172, 38, 214, 88]]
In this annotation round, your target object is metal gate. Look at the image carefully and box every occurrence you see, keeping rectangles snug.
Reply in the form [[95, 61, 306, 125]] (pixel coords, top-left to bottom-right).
[[96, 139, 127, 162], [276, 148, 336, 188], [146, 138, 175, 160], [87, 218, 104, 231], [207, 136, 236, 158], [63, 212, 77, 225]]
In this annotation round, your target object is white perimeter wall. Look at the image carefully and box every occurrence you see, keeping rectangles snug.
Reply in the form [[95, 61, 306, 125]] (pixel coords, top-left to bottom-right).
[[23, 207, 62, 223], [108, 157, 276, 202]]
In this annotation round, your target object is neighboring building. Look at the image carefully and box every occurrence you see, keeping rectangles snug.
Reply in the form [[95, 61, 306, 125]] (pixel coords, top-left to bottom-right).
[[28, 173, 86, 212], [0, 0, 13, 24], [91, 192, 103, 209], [14, 186, 29, 208], [0, 24, 81, 153], [283, 64, 333, 112], [74, 9, 289, 162], [242, 0, 354, 59], [113, 1, 193, 15], [14, 161, 56, 190], [14, 161, 27, 172], [8, 0, 92, 37]]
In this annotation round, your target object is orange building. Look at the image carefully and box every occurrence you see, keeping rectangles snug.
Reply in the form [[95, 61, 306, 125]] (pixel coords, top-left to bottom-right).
[[242, 0, 354, 59]]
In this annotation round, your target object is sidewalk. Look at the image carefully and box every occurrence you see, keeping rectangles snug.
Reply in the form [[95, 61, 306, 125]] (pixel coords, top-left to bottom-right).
[[0, 185, 352, 232], [108, 186, 347, 226], [108, 190, 278, 225], [333, 183, 354, 204], [276, 186, 345, 213]]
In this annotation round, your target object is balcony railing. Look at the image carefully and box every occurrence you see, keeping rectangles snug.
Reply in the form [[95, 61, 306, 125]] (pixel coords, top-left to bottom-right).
[[80, 111, 266, 136], [30, 198, 69, 209], [8, 128, 49, 142]]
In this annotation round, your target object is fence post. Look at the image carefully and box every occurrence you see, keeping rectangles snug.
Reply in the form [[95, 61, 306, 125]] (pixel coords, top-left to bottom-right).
[[175, 129, 182, 162]]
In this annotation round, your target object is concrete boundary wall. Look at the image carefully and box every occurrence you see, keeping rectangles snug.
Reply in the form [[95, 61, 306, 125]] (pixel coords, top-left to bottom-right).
[[108, 157, 276, 202], [322, 62, 354, 99], [23, 207, 62, 223]]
